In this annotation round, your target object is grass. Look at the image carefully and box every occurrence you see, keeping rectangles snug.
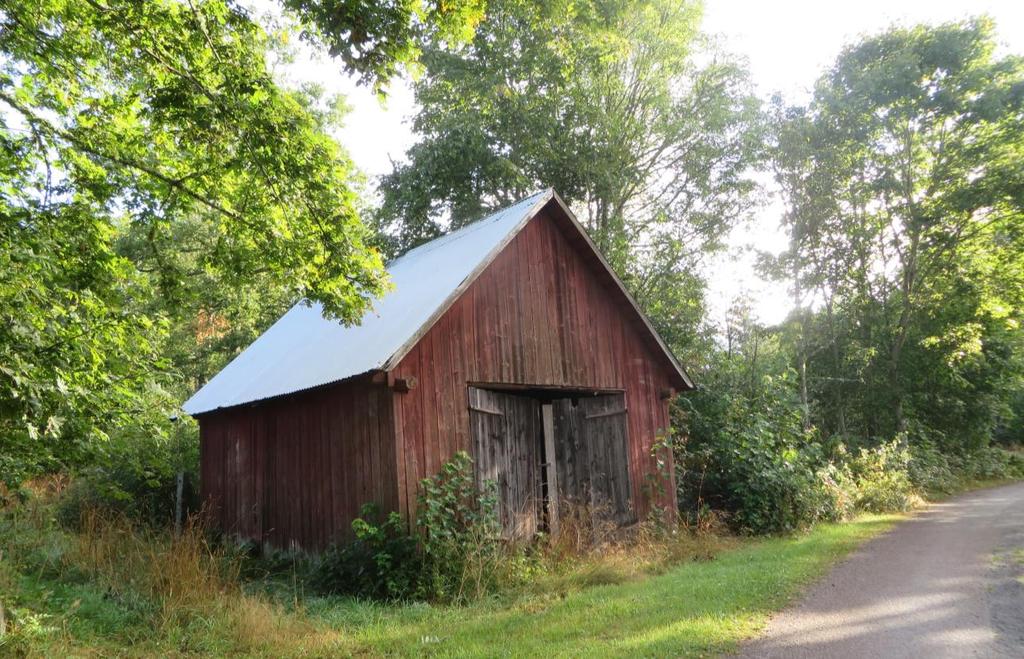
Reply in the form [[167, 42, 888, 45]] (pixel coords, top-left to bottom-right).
[[0, 501, 351, 657], [303, 514, 899, 657], [0, 495, 902, 658]]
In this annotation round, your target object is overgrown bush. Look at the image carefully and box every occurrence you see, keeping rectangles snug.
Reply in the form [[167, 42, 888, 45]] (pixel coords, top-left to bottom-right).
[[416, 451, 506, 602], [680, 368, 837, 534], [960, 446, 1024, 481], [907, 440, 1024, 493], [313, 451, 509, 603], [814, 460, 857, 522], [906, 440, 959, 493], [56, 419, 199, 528], [311, 504, 422, 601], [845, 440, 917, 512]]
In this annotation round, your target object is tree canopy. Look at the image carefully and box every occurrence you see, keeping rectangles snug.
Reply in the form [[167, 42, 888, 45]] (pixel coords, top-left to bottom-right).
[[376, 0, 764, 362], [282, 0, 486, 92], [1, 0, 451, 483], [770, 17, 1024, 447]]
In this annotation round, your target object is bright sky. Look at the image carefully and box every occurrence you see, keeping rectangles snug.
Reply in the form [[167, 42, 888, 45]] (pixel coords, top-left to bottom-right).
[[270, 0, 1024, 328]]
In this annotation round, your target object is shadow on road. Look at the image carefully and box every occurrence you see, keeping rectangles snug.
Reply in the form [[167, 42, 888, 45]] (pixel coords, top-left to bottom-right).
[[740, 483, 1024, 659]]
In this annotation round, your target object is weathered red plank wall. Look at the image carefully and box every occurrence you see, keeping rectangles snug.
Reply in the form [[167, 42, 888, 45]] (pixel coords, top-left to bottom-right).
[[391, 206, 678, 521], [198, 376, 398, 550]]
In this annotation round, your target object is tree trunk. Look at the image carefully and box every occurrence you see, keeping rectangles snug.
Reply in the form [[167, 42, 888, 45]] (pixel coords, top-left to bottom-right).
[[823, 296, 848, 435]]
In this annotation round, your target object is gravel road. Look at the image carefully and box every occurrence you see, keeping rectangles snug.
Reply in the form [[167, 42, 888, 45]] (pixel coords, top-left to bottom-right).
[[739, 481, 1024, 658]]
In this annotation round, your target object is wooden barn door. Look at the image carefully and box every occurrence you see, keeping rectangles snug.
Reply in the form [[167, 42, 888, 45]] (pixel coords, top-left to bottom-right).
[[468, 387, 543, 538], [552, 393, 634, 526]]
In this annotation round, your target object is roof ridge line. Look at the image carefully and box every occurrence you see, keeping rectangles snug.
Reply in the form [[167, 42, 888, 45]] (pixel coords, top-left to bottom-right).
[[388, 190, 550, 265]]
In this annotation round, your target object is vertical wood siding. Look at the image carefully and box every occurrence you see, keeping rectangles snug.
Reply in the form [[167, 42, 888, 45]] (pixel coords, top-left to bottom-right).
[[198, 376, 398, 551], [392, 207, 678, 523]]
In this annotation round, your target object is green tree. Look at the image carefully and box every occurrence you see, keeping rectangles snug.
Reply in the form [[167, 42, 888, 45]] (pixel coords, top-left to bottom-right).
[[772, 18, 1024, 447], [377, 0, 763, 362], [0, 0, 395, 484], [283, 0, 486, 93]]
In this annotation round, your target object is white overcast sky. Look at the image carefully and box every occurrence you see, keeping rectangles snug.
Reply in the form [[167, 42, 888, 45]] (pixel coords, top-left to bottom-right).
[[266, 0, 1024, 327]]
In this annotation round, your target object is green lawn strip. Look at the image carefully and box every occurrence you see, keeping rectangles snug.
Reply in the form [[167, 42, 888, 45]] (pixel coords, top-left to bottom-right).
[[311, 514, 900, 658]]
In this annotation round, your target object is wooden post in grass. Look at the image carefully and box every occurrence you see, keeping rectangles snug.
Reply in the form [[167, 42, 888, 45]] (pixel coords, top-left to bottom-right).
[[171, 413, 184, 537], [542, 404, 559, 537], [174, 470, 184, 537]]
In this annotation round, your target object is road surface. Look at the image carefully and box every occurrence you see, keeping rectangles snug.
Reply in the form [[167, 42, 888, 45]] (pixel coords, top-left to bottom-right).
[[740, 481, 1024, 658]]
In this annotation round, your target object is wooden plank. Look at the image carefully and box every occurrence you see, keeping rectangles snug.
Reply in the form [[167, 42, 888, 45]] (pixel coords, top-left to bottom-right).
[[579, 393, 634, 525], [468, 387, 542, 539], [542, 403, 559, 536], [468, 403, 504, 416]]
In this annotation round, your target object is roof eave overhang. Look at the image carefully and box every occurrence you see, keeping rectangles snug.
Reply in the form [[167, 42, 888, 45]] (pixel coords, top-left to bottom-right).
[[185, 368, 385, 418]]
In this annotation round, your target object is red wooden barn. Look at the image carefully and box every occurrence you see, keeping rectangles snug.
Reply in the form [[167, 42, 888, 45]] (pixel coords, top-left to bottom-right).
[[183, 189, 693, 550]]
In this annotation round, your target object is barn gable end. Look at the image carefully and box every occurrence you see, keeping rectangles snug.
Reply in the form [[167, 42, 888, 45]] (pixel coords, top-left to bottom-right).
[[389, 202, 684, 521]]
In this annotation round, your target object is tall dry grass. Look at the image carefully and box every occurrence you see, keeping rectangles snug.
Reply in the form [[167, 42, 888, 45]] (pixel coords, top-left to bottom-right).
[[513, 500, 731, 597], [71, 509, 352, 654], [2, 490, 354, 657]]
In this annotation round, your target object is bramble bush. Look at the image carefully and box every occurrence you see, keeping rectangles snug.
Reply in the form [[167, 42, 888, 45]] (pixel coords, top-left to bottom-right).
[[845, 440, 917, 512]]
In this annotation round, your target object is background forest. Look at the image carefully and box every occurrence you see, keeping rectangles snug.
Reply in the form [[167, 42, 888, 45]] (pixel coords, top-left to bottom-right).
[[2, 0, 1023, 539]]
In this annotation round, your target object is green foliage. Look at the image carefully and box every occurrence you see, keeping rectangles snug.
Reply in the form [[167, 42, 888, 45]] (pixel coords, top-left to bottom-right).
[[0, 202, 170, 486], [959, 446, 1024, 482], [416, 450, 503, 602], [994, 388, 1024, 446], [682, 367, 829, 535], [679, 303, 833, 534], [313, 451, 505, 603], [0, 0, 389, 484], [56, 419, 200, 528], [677, 300, 1001, 533], [312, 503, 422, 601], [283, 0, 485, 93], [771, 17, 1024, 447], [905, 439, 959, 493], [673, 17, 1024, 536], [845, 441, 916, 513]]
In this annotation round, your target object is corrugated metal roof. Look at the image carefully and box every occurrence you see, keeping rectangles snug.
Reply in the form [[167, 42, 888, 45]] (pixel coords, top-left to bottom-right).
[[182, 190, 553, 415]]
